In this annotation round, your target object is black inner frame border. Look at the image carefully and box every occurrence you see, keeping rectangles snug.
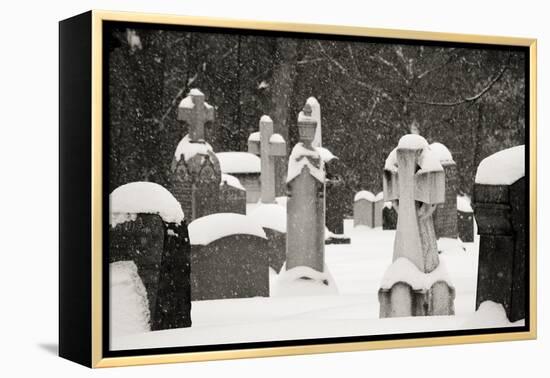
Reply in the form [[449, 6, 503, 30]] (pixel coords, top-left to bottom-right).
[[101, 19, 531, 359]]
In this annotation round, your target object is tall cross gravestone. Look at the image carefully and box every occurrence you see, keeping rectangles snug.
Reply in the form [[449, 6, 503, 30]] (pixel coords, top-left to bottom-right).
[[285, 103, 326, 272], [248, 115, 287, 203], [178, 88, 215, 141], [378, 134, 455, 317], [171, 88, 221, 221]]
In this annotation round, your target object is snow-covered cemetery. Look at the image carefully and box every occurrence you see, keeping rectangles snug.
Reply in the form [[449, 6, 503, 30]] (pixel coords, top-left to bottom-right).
[[106, 29, 528, 351]]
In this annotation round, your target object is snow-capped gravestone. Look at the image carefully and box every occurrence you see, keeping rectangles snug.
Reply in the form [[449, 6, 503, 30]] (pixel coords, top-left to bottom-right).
[[248, 115, 287, 203], [382, 201, 398, 230], [219, 174, 246, 214], [274, 103, 337, 295], [354, 191, 384, 228], [431, 142, 458, 239], [248, 203, 287, 273], [188, 213, 269, 300], [379, 135, 455, 317], [171, 89, 221, 221], [457, 195, 474, 242], [217, 151, 261, 203], [473, 145, 526, 322], [109, 182, 191, 331]]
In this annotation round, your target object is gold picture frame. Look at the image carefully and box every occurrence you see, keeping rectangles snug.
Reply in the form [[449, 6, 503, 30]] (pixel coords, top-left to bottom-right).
[[59, 9, 537, 368]]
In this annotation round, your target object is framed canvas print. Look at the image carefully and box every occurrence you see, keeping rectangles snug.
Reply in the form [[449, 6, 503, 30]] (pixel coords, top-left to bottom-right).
[[59, 10, 537, 368]]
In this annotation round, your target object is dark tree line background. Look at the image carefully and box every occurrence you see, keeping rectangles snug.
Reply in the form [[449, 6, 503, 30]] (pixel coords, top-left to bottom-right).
[[108, 26, 526, 217]]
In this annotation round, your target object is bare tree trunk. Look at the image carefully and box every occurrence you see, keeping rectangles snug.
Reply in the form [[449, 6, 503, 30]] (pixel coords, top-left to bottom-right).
[[269, 38, 298, 197]]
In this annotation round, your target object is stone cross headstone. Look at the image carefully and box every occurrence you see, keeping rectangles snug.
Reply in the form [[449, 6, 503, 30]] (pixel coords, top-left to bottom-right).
[[248, 115, 287, 203], [171, 89, 221, 221], [178, 88, 215, 141], [285, 103, 326, 272], [473, 145, 526, 322], [378, 135, 455, 317]]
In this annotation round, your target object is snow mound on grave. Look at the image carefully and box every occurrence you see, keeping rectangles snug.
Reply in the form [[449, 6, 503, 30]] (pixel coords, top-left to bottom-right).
[[354, 191, 384, 202], [248, 131, 260, 142], [475, 145, 525, 185], [110, 261, 150, 337], [430, 142, 454, 163], [109, 182, 184, 227], [188, 213, 267, 245], [271, 263, 338, 297], [316, 146, 337, 162], [260, 115, 273, 123], [269, 133, 285, 144], [457, 195, 473, 213], [384, 148, 398, 172], [248, 204, 286, 233], [287, 143, 325, 183], [380, 257, 454, 291], [178, 88, 214, 109], [398, 134, 429, 149], [385, 137, 443, 173], [216, 152, 261, 174], [462, 301, 524, 329], [418, 146, 444, 173], [220, 173, 245, 191], [174, 134, 213, 162]]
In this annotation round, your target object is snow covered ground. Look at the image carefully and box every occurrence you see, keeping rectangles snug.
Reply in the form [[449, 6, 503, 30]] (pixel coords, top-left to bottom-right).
[[111, 220, 523, 351]]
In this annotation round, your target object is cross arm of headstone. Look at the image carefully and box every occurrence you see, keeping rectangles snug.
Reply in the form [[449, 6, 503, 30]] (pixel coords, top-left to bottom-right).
[[414, 169, 445, 205], [177, 89, 215, 141]]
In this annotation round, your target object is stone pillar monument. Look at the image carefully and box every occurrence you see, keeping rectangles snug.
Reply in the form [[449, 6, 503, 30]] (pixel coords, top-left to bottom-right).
[[171, 88, 221, 221], [248, 115, 287, 203], [285, 103, 326, 272], [378, 134, 455, 317]]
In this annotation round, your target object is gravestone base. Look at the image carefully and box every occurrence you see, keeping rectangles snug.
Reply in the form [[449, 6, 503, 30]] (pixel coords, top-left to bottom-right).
[[378, 281, 455, 318], [458, 210, 474, 243]]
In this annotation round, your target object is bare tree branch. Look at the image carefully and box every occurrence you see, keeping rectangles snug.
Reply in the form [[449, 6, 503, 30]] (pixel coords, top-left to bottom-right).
[[317, 41, 394, 101], [407, 58, 509, 107]]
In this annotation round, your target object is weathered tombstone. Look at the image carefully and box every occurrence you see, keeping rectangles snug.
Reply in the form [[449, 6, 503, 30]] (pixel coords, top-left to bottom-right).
[[248, 115, 287, 203], [271, 104, 337, 296], [457, 195, 474, 242], [431, 142, 458, 239], [219, 173, 246, 214], [171, 89, 221, 221], [285, 103, 326, 272], [378, 135, 455, 317], [354, 190, 384, 228], [305, 97, 347, 235], [217, 151, 261, 203], [382, 202, 398, 230], [109, 182, 191, 331], [248, 204, 287, 273], [473, 145, 526, 322], [188, 213, 269, 300]]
